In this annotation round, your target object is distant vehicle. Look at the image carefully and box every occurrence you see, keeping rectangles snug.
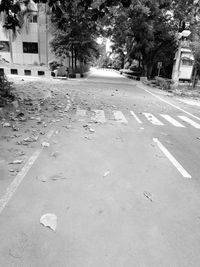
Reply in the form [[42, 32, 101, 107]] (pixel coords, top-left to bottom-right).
[[119, 67, 142, 80]]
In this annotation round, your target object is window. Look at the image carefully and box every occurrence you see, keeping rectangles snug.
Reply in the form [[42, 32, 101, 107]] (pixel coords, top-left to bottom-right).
[[11, 69, 18, 75], [24, 70, 31, 76], [23, 42, 38, 54], [0, 41, 10, 52], [29, 15, 38, 23], [0, 68, 4, 76], [38, 71, 45, 76]]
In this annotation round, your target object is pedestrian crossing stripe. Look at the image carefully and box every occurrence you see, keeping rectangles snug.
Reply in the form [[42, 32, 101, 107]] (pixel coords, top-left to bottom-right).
[[113, 111, 128, 123], [143, 113, 164, 126], [75, 108, 200, 129], [130, 110, 142, 124], [160, 114, 185, 127], [76, 109, 86, 116], [178, 116, 200, 129], [91, 110, 106, 123]]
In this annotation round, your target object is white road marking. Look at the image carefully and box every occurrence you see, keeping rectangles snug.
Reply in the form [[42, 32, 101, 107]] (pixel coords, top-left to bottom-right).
[[0, 130, 54, 215], [153, 138, 192, 178], [76, 109, 86, 116], [160, 114, 185, 127], [140, 86, 200, 122], [130, 110, 142, 124], [143, 113, 164, 125], [178, 116, 200, 129], [92, 110, 106, 123], [113, 111, 128, 123]]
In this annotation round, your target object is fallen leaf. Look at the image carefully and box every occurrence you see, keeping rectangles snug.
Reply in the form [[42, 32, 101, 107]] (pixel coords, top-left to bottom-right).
[[50, 151, 59, 158], [37, 175, 48, 182], [50, 174, 66, 181], [84, 135, 91, 140], [9, 160, 23, 165], [143, 191, 153, 202], [15, 151, 25, 156]]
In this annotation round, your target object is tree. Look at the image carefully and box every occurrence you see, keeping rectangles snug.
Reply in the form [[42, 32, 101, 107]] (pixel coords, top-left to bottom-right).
[[49, 0, 103, 72], [103, 0, 177, 78], [190, 21, 200, 88]]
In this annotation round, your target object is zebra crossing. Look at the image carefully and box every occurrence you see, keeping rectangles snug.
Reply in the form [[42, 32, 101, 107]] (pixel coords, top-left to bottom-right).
[[75, 107, 200, 130]]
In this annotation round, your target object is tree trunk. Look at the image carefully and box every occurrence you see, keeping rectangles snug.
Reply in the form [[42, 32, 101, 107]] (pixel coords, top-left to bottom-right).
[[139, 57, 141, 69], [192, 66, 198, 89], [148, 64, 153, 79], [143, 64, 148, 77], [74, 46, 77, 70], [71, 45, 74, 72]]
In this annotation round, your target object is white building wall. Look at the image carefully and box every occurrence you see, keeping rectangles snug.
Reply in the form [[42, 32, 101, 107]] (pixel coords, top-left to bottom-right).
[[12, 33, 23, 64], [0, 27, 11, 62]]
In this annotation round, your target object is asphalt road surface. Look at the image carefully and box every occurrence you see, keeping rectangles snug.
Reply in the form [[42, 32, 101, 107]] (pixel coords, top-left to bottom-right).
[[1, 68, 200, 267]]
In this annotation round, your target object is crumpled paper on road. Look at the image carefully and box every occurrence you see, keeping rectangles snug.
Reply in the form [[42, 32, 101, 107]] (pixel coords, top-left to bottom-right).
[[40, 213, 57, 231]]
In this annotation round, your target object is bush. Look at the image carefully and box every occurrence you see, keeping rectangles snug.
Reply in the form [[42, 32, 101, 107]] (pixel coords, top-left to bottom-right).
[[49, 61, 59, 71], [0, 73, 14, 106], [155, 76, 172, 91]]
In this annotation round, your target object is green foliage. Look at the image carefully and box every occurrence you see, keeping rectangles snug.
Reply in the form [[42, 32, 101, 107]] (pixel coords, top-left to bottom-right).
[[49, 0, 102, 66], [0, 73, 14, 106], [155, 76, 172, 91], [104, 0, 177, 78]]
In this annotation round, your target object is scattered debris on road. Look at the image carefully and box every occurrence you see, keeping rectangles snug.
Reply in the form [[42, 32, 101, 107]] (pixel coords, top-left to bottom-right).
[[37, 175, 48, 182], [84, 135, 92, 140], [9, 169, 20, 174], [89, 128, 95, 133], [50, 151, 59, 158], [143, 191, 153, 202], [9, 160, 23, 165], [50, 173, 67, 181], [40, 213, 57, 231], [103, 171, 110, 177], [2, 122, 11, 127], [41, 141, 50, 147]]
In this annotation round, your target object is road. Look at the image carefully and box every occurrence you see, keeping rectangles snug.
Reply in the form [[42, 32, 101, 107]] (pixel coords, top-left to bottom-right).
[[1, 68, 200, 266]]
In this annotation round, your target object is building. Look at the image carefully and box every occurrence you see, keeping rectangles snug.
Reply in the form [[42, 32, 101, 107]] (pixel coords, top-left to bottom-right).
[[0, 1, 54, 66], [0, 0, 87, 77], [172, 30, 194, 83]]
